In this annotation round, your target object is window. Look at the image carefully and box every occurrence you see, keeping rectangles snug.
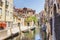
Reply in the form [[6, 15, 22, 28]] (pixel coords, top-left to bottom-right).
[[11, 12, 13, 16], [10, 12, 13, 19], [27, 23, 29, 26], [0, 8, 2, 14], [7, 22, 12, 27], [5, 0, 9, 8], [8, 22, 10, 27], [45, 8, 46, 11], [5, 10, 9, 16], [18, 23, 20, 27], [7, 22, 11, 27], [51, 12, 52, 15]]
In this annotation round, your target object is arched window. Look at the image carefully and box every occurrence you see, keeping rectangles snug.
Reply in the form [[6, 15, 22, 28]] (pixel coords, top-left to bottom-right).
[[54, 4, 57, 16]]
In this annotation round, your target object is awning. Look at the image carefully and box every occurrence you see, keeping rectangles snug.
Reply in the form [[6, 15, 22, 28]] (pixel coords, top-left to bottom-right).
[[0, 22, 6, 28]]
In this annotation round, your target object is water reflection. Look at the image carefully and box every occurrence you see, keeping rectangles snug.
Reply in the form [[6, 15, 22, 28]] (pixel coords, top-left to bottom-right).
[[35, 33, 42, 40], [5, 27, 42, 40]]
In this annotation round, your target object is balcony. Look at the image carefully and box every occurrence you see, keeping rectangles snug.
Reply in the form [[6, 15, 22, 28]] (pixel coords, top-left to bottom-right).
[[0, 0, 3, 6]]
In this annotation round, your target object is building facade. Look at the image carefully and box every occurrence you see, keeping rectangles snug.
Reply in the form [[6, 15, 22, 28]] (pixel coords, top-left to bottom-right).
[[39, 10, 51, 40], [0, 0, 13, 39], [13, 7, 36, 39], [45, 0, 60, 40], [14, 7, 35, 26], [0, 0, 13, 29]]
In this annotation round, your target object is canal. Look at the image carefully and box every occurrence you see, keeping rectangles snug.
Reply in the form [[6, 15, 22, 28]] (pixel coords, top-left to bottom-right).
[[5, 26, 42, 40]]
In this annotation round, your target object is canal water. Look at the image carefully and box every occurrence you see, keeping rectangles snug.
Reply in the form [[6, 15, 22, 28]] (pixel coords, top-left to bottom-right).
[[35, 33, 42, 40], [35, 26, 42, 40], [22, 26, 42, 40], [5, 26, 42, 40]]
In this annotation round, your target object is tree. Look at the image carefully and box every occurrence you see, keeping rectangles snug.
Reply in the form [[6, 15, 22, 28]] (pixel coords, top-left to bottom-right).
[[25, 16, 38, 24], [31, 16, 38, 23]]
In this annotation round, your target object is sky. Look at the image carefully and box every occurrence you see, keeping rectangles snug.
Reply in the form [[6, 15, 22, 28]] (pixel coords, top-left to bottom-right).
[[14, 0, 45, 13]]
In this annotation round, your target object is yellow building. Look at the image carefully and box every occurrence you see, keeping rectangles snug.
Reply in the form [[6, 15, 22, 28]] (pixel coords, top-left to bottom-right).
[[0, 0, 13, 39], [13, 11, 20, 34], [0, 0, 13, 28]]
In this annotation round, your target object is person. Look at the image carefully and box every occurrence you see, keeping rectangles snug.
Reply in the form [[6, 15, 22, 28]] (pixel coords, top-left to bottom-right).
[[42, 24, 46, 32], [41, 23, 47, 40]]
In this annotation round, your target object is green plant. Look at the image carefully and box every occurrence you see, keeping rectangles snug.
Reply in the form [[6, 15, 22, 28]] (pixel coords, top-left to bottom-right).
[[25, 16, 38, 24]]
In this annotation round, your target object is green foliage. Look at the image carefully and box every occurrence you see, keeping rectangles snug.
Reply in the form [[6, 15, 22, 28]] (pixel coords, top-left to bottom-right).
[[25, 16, 38, 23], [31, 16, 38, 23]]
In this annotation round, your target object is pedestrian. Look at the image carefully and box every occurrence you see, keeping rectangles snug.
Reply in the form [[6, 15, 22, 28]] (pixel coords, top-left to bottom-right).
[[41, 23, 47, 40], [42, 24, 46, 32]]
